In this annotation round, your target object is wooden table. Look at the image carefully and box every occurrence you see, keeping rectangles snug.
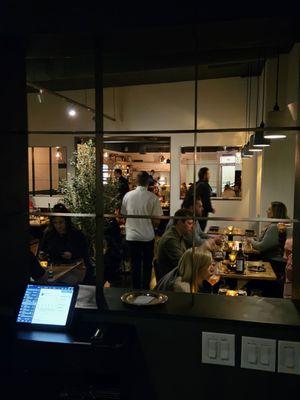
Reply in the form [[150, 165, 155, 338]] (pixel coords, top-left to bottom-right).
[[217, 261, 277, 289], [208, 227, 254, 237], [47, 260, 86, 285]]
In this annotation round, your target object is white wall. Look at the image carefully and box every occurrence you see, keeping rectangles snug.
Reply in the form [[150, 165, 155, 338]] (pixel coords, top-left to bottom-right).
[[170, 133, 258, 229], [260, 134, 296, 219]]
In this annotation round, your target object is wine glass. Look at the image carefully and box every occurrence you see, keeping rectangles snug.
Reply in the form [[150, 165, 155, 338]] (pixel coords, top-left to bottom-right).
[[208, 262, 220, 294], [208, 274, 220, 294], [213, 249, 225, 273]]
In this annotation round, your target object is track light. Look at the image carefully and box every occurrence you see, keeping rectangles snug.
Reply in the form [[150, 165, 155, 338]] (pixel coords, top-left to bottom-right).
[[37, 89, 44, 103], [67, 106, 77, 117]]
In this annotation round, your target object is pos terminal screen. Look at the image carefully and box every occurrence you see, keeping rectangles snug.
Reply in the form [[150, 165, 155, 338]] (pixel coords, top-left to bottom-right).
[[17, 285, 75, 327]]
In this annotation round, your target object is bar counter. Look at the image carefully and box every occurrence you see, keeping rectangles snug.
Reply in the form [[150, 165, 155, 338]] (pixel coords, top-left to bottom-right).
[[86, 287, 300, 328]]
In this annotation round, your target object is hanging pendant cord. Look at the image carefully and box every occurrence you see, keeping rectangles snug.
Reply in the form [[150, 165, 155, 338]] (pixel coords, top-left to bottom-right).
[[248, 65, 252, 142], [245, 63, 250, 143], [261, 57, 266, 127], [274, 52, 280, 111], [255, 61, 260, 128]]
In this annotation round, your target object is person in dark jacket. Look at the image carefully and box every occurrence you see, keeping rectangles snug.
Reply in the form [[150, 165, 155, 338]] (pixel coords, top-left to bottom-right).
[[186, 167, 215, 231], [114, 168, 129, 200], [39, 203, 94, 283]]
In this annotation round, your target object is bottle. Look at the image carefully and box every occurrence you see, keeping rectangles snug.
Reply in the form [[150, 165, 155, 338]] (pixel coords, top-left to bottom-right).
[[236, 243, 245, 273]]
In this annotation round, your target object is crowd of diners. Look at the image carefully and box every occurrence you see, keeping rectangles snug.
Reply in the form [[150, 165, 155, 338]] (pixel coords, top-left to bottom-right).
[[28, 167, 293, 298]]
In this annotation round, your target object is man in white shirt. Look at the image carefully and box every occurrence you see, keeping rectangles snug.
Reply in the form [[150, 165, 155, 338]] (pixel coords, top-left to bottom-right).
[[121, 171, 163, 289]]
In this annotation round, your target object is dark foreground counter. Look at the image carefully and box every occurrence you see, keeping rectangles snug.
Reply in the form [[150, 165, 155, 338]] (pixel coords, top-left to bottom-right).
[[97, 287, 300, 327], [3, 288, 300, 400]]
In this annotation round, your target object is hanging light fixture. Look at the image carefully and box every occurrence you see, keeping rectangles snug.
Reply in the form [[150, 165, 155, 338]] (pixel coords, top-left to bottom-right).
[[252, 130, 270, 147], [242, 142, 253, 157], [249, 134, 263, 152], [264, 53, 286, 139], [251, 59, 271, 148]]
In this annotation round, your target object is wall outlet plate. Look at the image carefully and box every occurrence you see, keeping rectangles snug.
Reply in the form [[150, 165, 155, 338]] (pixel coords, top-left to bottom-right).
[[278, 340, 300, 375], [241, 336, 276, 372], [202, 332, 235, 366]]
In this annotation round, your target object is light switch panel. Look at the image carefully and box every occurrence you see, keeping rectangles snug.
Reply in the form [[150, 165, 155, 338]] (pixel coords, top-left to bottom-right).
[[278, 340, 300, 375], [241, 336, 276, 372], [202, 332, 235, 366]]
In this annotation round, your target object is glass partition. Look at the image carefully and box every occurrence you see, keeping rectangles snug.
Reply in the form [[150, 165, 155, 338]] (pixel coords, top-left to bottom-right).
[[25, 32, 300, 301]]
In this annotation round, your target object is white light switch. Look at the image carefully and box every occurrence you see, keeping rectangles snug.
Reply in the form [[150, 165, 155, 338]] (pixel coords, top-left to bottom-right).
[[202, 332, 235, 366], [278, 340, 300, 375], [247, 343, 257, 364], [241, 337, 276, 372], [220, 340, 229, 360], [208, 339, 217, 359]]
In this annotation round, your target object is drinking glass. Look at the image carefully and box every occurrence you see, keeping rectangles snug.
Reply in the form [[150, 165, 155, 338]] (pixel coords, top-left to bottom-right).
[[208, 274, 220, 294], [208, 262, 220, 294]]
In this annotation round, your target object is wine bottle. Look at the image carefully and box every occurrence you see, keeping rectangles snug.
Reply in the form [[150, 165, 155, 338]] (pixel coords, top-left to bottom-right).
[[236, 243, 245, 273]]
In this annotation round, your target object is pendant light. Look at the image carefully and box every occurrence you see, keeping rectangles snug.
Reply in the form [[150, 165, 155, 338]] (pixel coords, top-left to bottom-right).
[[250, 59, 270, 148], [264, 52, 287, 139]]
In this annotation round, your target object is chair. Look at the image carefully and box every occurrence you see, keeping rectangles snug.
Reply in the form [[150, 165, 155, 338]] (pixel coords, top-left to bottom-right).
[[30, 239, 39, 256]]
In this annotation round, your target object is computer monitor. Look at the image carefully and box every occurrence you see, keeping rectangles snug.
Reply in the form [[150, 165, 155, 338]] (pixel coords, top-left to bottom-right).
[[16, 284, 78, 331]]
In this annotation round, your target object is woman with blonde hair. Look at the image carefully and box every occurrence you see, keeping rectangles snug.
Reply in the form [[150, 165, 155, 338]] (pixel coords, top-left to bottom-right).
[[155, 247, 213, 293]]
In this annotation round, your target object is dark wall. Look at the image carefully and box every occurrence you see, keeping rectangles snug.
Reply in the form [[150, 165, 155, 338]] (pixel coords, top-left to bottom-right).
[[1, 36, 29, 308], [91, 311, 300, 400]]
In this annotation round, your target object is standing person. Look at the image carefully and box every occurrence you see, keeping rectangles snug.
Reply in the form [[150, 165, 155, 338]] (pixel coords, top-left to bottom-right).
[[148, 169, 157, 187], [186, 167, 215, 231], [114, 168, 129, 201], [121, 171, 163, 289]]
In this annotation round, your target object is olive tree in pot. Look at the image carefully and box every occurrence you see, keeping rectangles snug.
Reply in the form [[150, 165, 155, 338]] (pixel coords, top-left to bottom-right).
[[59, 139, 121, 259]]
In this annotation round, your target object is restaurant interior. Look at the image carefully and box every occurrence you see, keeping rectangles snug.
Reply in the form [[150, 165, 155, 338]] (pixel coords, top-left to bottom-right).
[[2, 8, 300, 400]]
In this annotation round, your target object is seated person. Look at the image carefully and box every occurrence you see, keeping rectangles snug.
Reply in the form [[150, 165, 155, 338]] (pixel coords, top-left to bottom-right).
[[247, 201, 288, 259], [157, 209, 193, 280], [155, 247, 214, 293], [165, 195, 220, 248], [222, 184, 236, 198], [39, 203, 94, 282]]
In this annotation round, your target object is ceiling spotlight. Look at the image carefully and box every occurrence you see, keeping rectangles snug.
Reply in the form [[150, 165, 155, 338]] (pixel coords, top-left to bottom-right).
[[67, 105, 77, 117], [104, 152, 109, 158], [55, 147, 62, 160], [37, 89, 44, 103]]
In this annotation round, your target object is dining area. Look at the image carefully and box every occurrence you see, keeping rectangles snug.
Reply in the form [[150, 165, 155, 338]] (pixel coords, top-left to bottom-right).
[[206, 221, 290, 297]]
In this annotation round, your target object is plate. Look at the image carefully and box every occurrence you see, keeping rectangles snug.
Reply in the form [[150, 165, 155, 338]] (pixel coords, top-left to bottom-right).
[[248, 265, 265, 272], [121, 291, 168, 306]]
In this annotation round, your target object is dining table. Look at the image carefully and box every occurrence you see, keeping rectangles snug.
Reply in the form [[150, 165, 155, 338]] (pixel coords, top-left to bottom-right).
[[216, 260, 277, 290], [207, 227, 250, 236], [46, 260, 86, 285]]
